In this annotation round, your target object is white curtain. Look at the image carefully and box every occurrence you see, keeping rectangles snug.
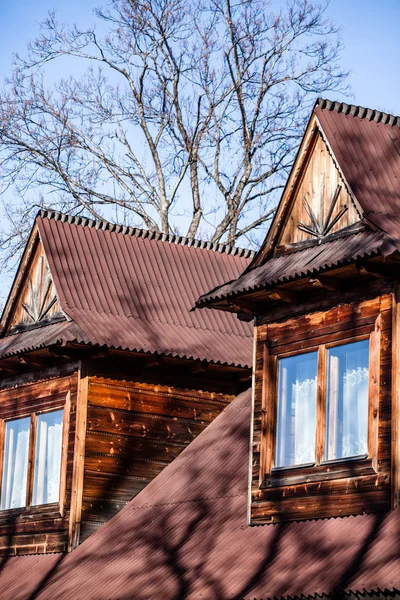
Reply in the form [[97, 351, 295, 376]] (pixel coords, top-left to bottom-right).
[[32, 410, 63, 505], [275, 352, 318, 468], [325, 339, 369, 460], [1, 417, 30, 510]]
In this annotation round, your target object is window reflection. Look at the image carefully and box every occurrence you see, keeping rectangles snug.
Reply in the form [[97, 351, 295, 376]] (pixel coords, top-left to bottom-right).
[[1, 417, 30, 510], [32, 410, 64, 505], [275, 351, 318, 468], [325, 339, 369, 461]]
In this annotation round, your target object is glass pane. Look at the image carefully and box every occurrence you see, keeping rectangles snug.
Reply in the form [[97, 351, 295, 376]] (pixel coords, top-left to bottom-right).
[[325, 339, 369, 461], [1, 417, 31, 510], [275, 351, 318, 468], [32, 410, 64, 506]]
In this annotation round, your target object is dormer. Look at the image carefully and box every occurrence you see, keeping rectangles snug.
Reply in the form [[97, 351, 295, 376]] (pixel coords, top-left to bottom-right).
[[0, 212, 253, 554], [196, 99, 400, 524], [274, 124, 362, 252]]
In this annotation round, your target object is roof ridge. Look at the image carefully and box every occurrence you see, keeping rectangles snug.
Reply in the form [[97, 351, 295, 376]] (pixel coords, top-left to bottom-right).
[[316, 98, 400, 127], [36, 209, 256, 259]]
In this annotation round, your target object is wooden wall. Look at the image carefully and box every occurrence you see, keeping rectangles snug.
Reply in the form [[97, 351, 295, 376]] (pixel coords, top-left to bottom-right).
[[251, 294, 392, 524], [0, 367, 78, 555], [7, 236, 63, 334], [80, 377, 233, 542], [277, 132, 360, 248]]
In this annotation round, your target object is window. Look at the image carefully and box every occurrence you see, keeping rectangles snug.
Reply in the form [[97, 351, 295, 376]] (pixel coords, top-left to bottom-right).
[[275, 351, 318, 468], [1, 417, 30, 510], [325, 340, 369, 461], [0, 409, 64, 511], [273, 339, 370, 470]]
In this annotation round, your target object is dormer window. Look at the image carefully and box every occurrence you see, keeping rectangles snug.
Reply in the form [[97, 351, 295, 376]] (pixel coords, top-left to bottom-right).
[[250, 296, 386, 524], [1, 409, 64, 511], [274, 340, 370, 471]]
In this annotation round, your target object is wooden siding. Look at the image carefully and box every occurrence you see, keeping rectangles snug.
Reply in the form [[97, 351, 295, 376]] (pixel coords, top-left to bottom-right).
[[7, 236, 63, 333], [277, 131, 360, 248], [80, 377, 233, 542], [251, 294, 392, 524], [0, 369, 78, 555]]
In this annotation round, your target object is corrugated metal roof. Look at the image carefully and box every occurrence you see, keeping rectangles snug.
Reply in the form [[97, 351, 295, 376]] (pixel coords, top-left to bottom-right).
[[196, 99, 400, 308], [196, 229, 399, 308], [0, 321, 88, 359], [0, 211, 253, 368], [1, 388, 399, 600], [315, 99, 400, 239]]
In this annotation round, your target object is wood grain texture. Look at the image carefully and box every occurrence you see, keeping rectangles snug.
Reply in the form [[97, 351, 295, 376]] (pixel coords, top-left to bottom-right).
[[391, 283, 400, 508], [80, 377, 233, 538], [0, 369, 78, 555], [277, 131, 360, 248], [251, 294, 392, 524], [7, 236, 63, 333], [68, 362, 89, 551]]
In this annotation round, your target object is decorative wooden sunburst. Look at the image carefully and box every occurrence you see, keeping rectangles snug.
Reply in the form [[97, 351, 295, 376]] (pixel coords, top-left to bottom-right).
[[22, 257, 58, 323], [298, 184, 347, 239]]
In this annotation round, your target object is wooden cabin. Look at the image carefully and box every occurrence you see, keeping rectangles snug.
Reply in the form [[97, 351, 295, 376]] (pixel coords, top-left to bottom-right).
[[0, 214, 253, 555], [0, 98, 400, 600]]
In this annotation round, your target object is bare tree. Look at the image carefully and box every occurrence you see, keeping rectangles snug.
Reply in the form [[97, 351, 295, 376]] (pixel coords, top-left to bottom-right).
[[0, 0, 347, 266]]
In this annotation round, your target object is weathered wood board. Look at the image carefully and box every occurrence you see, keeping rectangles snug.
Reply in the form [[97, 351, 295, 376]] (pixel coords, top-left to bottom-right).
[[7, 236, 63, 334], [80, 378, 233, 542], [277, 131, 361, 249]]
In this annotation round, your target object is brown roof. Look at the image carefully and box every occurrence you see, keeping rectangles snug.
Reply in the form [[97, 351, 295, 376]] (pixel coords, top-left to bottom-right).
[[196, 99, 400, 308], [1, 388, 400, 599], [315, 99, 400, 239], [0, 211, 254, 368], [196, 229, 399, 308]]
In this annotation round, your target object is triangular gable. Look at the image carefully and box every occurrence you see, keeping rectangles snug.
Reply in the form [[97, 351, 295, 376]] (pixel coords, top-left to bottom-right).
[[0, 227, 64, 336], [276, 129, 362, 249], [251, 108, 364, 268]]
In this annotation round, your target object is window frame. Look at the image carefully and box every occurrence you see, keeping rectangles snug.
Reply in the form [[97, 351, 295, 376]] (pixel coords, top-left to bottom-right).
[[260, 321, 380, 490], [0, 398, 70, 516]]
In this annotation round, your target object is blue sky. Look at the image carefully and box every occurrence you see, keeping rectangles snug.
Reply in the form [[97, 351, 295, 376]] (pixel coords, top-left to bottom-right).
[[1, 0, 399, 114], [0, 0, 399, 303]]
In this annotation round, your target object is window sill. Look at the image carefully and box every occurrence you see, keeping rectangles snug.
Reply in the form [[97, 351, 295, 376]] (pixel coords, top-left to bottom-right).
[[0, 502, 60, 521], [261, 457, 375, 489]]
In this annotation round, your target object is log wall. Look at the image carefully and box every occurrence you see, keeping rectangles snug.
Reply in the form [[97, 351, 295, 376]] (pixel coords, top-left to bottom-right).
[[80, 377, 233, 542], [251, 294, 392, 524]]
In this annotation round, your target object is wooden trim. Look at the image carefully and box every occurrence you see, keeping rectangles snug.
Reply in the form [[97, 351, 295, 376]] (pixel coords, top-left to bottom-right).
[[0, 420, 5, 504], [26, 413, 37, 507], [262, 457, 375, 488], [261, 345, 276, 480], [392, 284, 400, 508], [369, 316, 381, 472], [0, 226, 39, 336], [247, 320, 257, 526], [59, 392, 71, 518], [68, 361, 89, 551], [315, 345, 326, 466], [261, 319, 379, 484], [253, 115, 319, 265]]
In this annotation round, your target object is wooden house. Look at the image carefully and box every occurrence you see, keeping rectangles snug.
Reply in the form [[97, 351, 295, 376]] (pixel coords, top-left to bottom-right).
[[197, 98, 400, 525], [0, 98, 400, 600], [0, 213, 253, 555]]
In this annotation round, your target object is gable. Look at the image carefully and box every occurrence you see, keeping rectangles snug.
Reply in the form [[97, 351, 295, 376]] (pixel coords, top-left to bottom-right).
[[2, 233, 64, 335], [277, 130, 362, 249], [1, 210, 253, 368]]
